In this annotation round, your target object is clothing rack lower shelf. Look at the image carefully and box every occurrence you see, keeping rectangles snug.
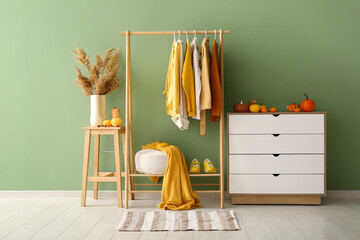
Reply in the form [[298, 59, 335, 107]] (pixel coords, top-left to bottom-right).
[[129, 190, 221, 193]]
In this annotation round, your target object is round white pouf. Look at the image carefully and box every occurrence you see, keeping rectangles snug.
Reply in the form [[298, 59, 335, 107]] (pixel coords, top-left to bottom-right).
[[135, 149, 168, 175]]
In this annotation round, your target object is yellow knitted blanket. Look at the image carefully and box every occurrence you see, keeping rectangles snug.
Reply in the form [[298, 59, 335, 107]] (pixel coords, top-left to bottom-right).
[[142, 142, 201, 210]]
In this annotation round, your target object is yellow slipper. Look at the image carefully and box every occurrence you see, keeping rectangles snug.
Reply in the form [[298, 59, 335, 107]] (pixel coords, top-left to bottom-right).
[[189, 159, 201, 174], [204, 159, 216, 173]]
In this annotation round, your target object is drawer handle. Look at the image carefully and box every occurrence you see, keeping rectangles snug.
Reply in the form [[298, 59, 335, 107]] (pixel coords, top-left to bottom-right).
[[273, 174, 280, 177], [272, 134, 280, 137], [272, 154, 280, 157], [272, 114, 280, 117]]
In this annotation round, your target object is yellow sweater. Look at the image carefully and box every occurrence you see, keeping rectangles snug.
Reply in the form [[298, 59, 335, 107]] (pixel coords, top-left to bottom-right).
[[164, 41, 180, 118], [142, 142, 202, 210], [182, 42, 196, 117]]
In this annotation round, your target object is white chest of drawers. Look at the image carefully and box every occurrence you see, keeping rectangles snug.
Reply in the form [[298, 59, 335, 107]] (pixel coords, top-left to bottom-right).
[[227, 112, 326, 205]]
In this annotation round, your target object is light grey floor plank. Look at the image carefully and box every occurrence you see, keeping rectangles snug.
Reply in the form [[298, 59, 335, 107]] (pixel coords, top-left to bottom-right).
[[0, 198, 38, 223], [138, 231, 167, 240], [337, 215, 360, 237], [55, 198, 115, 240], [3, 198, 77, 240], [241, 213, 276, 240], [265, 214, 302, 237], [0, 197, 358, 240], [318, 219, 359, 240], [194, 231, 220, 240], [0, 198, 21, 211], [165, 231, 194, 240], [30, 199, 88, 240], [0, 198, 57, 239], [83, 206, 125, 240], [111, 231, 141, 240], [276, 237, 305, 240], [289, 214, 329, 240]]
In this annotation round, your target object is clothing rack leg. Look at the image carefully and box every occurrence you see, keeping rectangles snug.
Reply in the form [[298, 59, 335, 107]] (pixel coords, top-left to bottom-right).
[[219, 29, 225, 209], [124, 30, 131, 208], [129, 52, 135, 200]]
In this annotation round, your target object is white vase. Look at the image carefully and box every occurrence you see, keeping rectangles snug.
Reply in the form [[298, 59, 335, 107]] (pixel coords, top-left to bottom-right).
[[90, 95, 106, 126]]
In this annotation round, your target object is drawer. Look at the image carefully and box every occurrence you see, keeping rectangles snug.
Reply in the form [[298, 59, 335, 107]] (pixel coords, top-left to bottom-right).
[[229, 154, 324, 174], [229, 174, 324, 194], [229, 134, 324, 154], [228, 114, 324, 134]]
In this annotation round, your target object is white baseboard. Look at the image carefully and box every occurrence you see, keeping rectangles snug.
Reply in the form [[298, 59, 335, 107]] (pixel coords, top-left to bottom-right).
[[1, 190, 360, 198], [325, 190, 360, 198], [0, 190, 223, 199], [0, 190, 119, 198]]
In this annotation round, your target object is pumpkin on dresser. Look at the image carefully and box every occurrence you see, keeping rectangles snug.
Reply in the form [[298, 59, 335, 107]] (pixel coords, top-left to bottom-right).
[[249, 101, 261, 113], [287, 103, 300, 112], [233, 100, 249, 112], [300, 93, 316, 112]]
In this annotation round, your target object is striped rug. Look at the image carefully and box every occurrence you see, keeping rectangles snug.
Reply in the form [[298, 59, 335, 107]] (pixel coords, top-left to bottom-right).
[[118, 210, 240, 231]]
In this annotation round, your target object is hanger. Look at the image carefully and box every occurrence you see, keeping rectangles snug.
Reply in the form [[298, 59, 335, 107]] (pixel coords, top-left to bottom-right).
[[186, 30, 188, 42], [178, 30, 181, 41], [173, 31, 176, 41], [194, 29, 196, 38], [205, 30, 208, 38], [214, 29, 217, 40]]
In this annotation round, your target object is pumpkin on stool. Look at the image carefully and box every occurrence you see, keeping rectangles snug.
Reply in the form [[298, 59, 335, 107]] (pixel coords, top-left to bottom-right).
[[300, 93, 316, 112], [112, 107, 121, 118], [111, 118, 122, 127], [102, 119, 112, 127]]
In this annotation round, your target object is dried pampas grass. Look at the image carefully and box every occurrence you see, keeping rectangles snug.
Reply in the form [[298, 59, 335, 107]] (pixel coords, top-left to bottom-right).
[[73, 44, 121, 96]]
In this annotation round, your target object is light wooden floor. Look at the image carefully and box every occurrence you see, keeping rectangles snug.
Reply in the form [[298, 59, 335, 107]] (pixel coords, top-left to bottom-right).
[[0, 194, 360, 240]]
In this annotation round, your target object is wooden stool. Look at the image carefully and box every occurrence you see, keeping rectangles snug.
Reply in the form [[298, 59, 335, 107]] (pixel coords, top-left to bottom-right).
[[81, 126, 126, 208]]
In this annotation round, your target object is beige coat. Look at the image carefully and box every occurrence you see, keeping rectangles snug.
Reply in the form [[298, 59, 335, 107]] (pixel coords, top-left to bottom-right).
[[200, 37, 211, 110], [199, 37, 212, 135]]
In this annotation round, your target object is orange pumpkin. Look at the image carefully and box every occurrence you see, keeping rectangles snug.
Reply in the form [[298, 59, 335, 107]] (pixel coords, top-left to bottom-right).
[[233, 100, 249, 112], [270, 108, 277, 112], [300, 93, 315, 112], [294, 108, 301, 112], [287, 103, 300, 112], [102, 120, 112, 127], [260, 108, 268, 112]]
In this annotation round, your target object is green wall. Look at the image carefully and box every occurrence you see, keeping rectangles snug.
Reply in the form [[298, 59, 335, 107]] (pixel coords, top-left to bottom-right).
[[1, 0, 359, 191]]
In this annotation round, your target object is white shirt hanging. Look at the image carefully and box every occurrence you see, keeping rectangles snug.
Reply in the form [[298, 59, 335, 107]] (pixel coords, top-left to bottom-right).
[[190, 36, 201, 120]]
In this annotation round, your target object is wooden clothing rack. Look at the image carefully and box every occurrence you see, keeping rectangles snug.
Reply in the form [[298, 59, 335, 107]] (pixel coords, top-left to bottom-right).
[[120, 29, 230, 209]]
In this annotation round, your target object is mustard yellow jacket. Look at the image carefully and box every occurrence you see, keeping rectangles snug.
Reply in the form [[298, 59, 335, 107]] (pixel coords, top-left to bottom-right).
[[182, 42, 196, 117], [164, 41, 181, 118]]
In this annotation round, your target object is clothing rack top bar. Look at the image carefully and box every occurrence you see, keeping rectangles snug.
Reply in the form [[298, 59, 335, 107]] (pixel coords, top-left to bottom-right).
[[120, 30, 230, 36]]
